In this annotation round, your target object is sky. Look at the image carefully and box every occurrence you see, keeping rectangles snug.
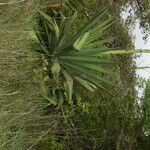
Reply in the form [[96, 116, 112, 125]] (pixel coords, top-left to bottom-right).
[[133, 23, 150, 79], [121, 8, 150, 98], [121, 8, 150, 80]]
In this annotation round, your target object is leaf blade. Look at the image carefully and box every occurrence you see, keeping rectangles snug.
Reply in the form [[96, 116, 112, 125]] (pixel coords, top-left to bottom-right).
[[62, 69, 73, 103]]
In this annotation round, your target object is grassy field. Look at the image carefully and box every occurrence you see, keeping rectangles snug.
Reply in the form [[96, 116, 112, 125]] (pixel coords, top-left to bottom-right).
[[0, 1, 58, 149]]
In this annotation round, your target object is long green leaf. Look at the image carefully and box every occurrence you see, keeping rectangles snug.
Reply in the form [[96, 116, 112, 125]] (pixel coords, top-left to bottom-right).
[[38, 10, 55, 29], [53, 20, 60, 42], [69, 61, 117, 76], [137, 66, 150, 69], [61, 61, 119, 95], [44, 21, 52, 49], [82, 38, 113, 49], [73, 32, 90, 50], [66, 67, 111, 92], [71, 47, 115, 56], [62, 69, 73, 102], [99, 49, 150, 55], [60, 56, 116, 64], [35, 31, 49, 55], [58, 6, 108, 50], [38, 10, 60, 42], [72, 6, 108, 43], [63, 12, 77, 33], [58, 12, 77, 48], [86, 17, 115, 43], [62, 61, 118, 88], [75, 77, 96, 92]]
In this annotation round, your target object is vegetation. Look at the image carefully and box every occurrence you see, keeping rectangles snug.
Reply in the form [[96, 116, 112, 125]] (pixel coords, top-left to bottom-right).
[[32, 6, 121, 106], [0, 0, 150, 149]]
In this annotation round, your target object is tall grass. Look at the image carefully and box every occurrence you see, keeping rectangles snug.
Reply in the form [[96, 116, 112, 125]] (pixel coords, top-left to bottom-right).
[[0, 1, 62, 149]]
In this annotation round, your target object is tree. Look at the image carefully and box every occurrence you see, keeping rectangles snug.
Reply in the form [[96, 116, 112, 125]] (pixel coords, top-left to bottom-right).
[[95, 0, 150, 41]]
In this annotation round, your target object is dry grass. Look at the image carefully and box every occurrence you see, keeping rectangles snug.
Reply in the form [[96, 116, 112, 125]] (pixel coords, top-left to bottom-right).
[[0, 1, 61, 149]]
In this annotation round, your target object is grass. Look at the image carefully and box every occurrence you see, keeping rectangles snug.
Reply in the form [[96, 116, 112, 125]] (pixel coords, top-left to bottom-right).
[[0, 1, 61, 149]]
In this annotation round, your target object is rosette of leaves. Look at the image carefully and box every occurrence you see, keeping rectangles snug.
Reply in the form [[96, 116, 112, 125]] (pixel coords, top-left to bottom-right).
[[32, 6, 119, 106]]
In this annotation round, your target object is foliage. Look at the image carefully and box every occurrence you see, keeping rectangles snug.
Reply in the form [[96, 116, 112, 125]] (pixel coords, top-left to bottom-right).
[[98, 0, 150, 41], [143, 80, 150, 135], [32, 7, 120, 106], [0, 0, 150, 149]]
